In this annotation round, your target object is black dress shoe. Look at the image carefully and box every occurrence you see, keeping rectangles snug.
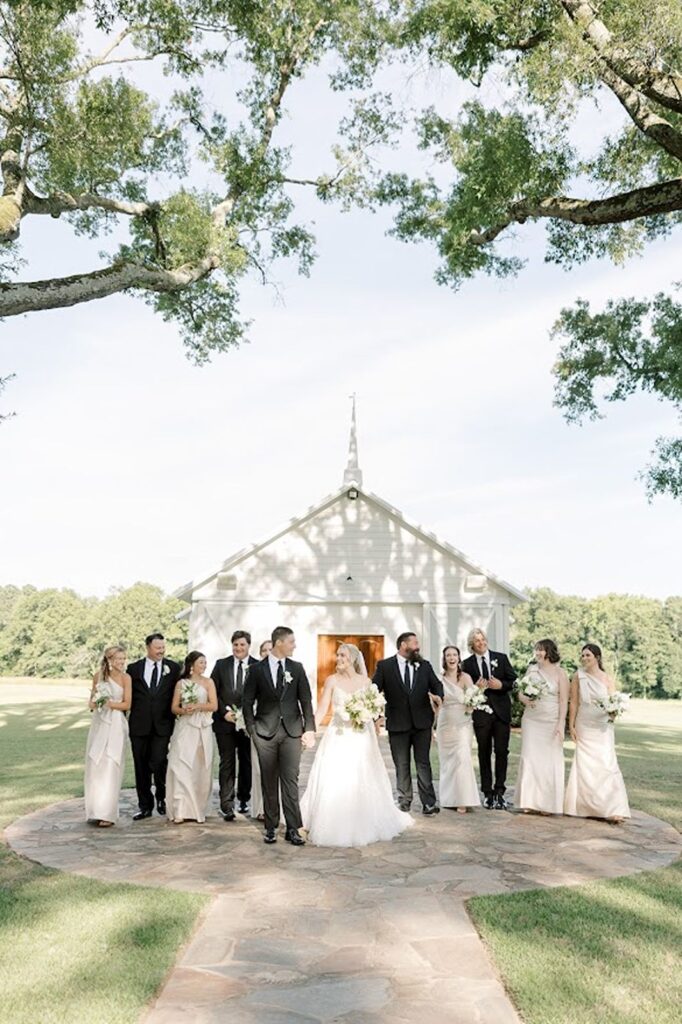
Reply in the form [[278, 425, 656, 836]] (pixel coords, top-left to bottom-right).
[[422, 805, 440, 816], [132, 809, 152, 820], [157, 802, 166, 816], [238, 801, 248, 814], [223, 810, 236, 822], [398, 801, 412, 812], [285, 828, 305, 846], [494, 795, 510, 810], [263, 828, 277, 844], [483, 796, 494, 810]]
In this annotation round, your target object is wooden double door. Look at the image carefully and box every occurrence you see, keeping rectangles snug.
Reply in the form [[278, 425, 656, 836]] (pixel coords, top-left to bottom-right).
[[316, 634, 385, 723]]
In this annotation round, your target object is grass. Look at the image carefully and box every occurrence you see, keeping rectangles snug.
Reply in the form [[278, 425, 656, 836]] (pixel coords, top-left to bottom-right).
[[0, 682, 207, 1024], [468, 700, 682, 1024]]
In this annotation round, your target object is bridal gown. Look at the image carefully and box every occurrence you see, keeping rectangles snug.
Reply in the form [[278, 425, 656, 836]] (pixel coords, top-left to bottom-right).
[[300, 686, 414, 847], [166, 684, 214, 822], [436, 680, 481, 808], [515, 669, 565, 813], [84, 679, 127, 823], [564, 670, 630, 819]]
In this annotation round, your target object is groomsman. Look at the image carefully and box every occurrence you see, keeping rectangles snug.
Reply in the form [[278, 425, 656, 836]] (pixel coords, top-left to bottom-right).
[[127, 633, 180, 819], [211, 630, 258, 820], [373, 632, 444, 814], [461, 627, 517, 809]]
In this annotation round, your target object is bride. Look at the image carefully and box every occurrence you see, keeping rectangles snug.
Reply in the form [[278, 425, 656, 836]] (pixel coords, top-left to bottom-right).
[[300, 643, 413, 847]]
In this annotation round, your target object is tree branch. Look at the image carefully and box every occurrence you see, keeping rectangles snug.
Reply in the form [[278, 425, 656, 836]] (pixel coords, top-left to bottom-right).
[[0, 256, 219, 317], [467, 177, 682, 247], [561, 0, 682, 115]]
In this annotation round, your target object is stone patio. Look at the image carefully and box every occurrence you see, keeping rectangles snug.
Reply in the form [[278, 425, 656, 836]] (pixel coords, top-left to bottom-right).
[[5, 741, 681, 1024]]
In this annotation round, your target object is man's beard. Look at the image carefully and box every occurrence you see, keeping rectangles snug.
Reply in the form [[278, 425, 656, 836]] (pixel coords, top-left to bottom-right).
[[408, 650, 423, 665]]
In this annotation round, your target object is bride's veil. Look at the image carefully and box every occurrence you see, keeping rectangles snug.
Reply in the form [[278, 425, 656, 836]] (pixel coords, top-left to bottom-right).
[[339, 642, 368, 677]]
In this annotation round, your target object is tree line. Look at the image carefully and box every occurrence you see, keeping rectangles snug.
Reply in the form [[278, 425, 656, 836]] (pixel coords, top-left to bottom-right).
[[0, 582, 680, 698]]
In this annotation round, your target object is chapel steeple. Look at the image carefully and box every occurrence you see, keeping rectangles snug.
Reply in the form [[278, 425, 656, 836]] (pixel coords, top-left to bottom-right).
[[343, 393, 363, 488]]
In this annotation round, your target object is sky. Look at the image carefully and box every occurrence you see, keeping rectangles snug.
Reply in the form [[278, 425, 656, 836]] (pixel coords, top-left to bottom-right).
[[1, 35, 680, 602]]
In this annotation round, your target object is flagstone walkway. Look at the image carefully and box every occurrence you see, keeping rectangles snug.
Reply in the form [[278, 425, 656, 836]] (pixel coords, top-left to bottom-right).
[[6, 743, 681, 1024]]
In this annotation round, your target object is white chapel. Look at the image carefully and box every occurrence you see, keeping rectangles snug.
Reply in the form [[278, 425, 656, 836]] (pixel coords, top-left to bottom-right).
[[175, 400, 526, 705]]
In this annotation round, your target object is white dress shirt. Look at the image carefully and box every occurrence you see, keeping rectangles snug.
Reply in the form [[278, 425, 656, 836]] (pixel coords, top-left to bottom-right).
[[144, 657, 163, 687], [477, 652, 491, 679], [268, 653, 286, 685], [396, 652, 412, 688]]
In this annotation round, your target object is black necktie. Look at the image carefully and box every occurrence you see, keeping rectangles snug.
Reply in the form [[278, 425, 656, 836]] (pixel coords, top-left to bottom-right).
[[404, 663, 411, 690], [276, 660, 285, 697], [235, 661, 243, 696], [150, 662, 159, 693], [481, 658, 490, 682]]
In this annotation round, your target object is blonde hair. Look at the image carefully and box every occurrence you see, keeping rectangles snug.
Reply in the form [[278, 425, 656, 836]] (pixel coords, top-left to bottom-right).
[[466, 628, 488, 653], [100, 645, 126, 680], [337, 643, 367, 676]]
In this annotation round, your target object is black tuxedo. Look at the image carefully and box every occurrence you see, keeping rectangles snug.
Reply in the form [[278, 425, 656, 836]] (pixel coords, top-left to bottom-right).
[[127, 657, 181, 812], [243, 657, 315, 832], [461, 650, 517, 798], [211, 654, 258, 813], [373, 655, 444, 810]]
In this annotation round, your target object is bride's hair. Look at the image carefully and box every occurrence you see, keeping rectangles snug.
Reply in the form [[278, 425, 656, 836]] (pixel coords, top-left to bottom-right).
[[338, 643, 368, 676], [100, 644, 126, 681]]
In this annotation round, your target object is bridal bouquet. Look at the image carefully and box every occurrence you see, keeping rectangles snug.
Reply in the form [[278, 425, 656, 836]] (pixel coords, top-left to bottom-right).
[[92, 682, 111, 710], [463, 688, 493, 715], [181, 680, 200, 706], [518, 670, 549, 702], [593, 692, 630, 720], [231, 705, 246, 731], [344, 685, 386, 732]]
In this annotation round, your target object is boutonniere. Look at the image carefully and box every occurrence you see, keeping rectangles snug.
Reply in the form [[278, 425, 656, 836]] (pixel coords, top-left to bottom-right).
[[490, 659, 498, 671], [162, 664, 170, 676], [284, 671, 293, 684]]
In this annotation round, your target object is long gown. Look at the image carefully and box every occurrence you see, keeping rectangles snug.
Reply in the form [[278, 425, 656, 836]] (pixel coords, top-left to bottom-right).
[[84, 679, 127, 823], [166, 683, 214, 822], [436, 679, 481, 808], [564, 670, 630, 819], [515, 668, 565, 813], [300, 685, 414, 847]]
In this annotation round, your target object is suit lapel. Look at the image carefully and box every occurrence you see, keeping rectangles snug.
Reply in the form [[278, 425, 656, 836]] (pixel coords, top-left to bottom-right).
[[264, 658, 276, 692]]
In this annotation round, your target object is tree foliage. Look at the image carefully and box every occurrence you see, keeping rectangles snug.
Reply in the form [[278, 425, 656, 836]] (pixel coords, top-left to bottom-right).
[[0, 581, 188, 675], [510, 587, 682, 698], [0, 0, 388, 357]]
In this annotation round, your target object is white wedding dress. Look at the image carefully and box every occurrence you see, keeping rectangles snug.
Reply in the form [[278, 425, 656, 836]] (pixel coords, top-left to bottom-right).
[[166, 684, 214, 822], [84, 680, 128, 823], [300, 685, 414, 847]]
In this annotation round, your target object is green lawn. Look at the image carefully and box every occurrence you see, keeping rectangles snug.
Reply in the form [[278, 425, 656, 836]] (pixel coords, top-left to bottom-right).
[[469, 701, 682, 1024], [0, 681, 207, 1024]]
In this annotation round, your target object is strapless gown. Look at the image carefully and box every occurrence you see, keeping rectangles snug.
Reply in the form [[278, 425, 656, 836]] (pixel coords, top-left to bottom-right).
[[84, 679, 127, 823], [564, 671, 630, 819], [300, 686, 414, 847], [436, 680, 481, 808], [166, 684, 214, 822], [515, 669, 565, 814]]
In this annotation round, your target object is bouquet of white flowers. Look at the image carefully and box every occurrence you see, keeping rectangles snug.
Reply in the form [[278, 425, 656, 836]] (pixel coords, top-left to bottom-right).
[[231, 705, 246, 731], [344, 684, 386, 732], [593, 691, 630, 720], [518, 670, 549, 703], [92, 682, 110, 710], [463, 688, 493, 715], [181, 680, 200, 707]]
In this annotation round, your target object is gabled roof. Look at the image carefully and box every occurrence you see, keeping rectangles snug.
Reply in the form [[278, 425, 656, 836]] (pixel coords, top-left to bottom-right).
[[173, 483, 527, 604]]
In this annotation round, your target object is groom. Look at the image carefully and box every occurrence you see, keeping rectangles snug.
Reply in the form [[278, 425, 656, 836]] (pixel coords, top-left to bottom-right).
[[461, 627, 517, 809], [242, 626, 315, 846], [373, 632, 443, 814]]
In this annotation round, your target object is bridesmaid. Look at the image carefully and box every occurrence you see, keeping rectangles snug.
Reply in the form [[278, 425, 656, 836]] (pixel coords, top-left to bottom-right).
[[84, 645, 131, 826], [437, 645, 481, 813], [166, 651, 218, 824], [564, 643, 630, 823], [515, 639, 569, 815], [251, 639, 272, 821]]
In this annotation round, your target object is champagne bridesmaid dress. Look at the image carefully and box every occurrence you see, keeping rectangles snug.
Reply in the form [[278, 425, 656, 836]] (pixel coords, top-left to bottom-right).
[[564, 670, 630, 819], [166, 683, 214, 822], [436, 679, 481, 809], [515, 669, 565, 814], [84, 679, 127, 823]]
